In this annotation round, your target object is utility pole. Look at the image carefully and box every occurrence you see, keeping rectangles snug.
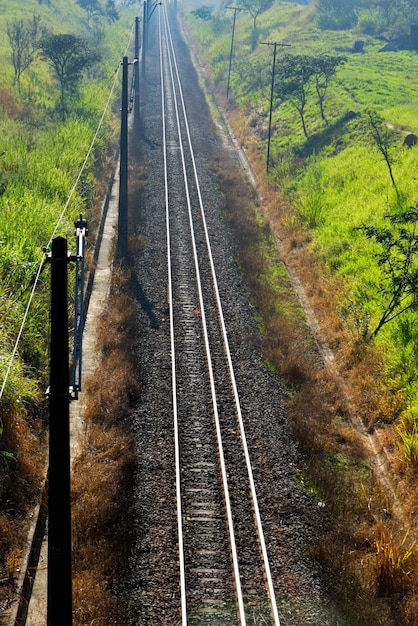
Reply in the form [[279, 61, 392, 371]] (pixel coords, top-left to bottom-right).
[[134, 17, 141, 121], [226, 6, 245, 100], [142, 0, 161, 79], [47, 236, 72, 626], [71, 215, 88, 399], [261, 41, 291, 172], [118, 56, 129, 260], [142, 1, 147, 78]]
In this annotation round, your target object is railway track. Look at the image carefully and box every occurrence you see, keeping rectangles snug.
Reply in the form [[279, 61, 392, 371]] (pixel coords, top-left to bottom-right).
[[159, 5, 280, 624], [128, 5, 351, 626]]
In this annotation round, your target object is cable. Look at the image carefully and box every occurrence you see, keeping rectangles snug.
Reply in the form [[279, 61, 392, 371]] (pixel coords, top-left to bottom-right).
[[0, 24, 135, 404]]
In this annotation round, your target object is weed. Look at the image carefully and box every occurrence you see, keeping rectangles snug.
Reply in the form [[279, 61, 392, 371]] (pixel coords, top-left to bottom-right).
[[397, 418, 418, 467], [338, 297, 371, 340], [373, 529, 417, 597]]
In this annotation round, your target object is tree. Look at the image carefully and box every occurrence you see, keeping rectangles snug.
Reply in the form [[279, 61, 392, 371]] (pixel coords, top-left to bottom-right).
[[239, 0, 273, 31], [365, 109, 399, 193], [40, 33, 100, 115], [6, 16, 43, 91], [360, 208, 418, 337], [191, 6, 214, 21], [276, 54, 316, 138], [312, 54, 346, 123]]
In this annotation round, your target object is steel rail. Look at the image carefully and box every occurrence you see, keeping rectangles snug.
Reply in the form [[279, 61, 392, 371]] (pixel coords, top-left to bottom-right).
[[163, 6, 281, 625], [158, 8, 188, 625], [160, 7, 247, 624]]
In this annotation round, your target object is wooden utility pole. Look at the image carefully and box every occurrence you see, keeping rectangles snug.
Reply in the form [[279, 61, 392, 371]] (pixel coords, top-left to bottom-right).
[[226, 7, 245, 100], [261, 41, 291, 172]]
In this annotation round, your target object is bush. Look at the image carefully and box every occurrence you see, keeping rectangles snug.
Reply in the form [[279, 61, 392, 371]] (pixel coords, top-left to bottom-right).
[[317, 0, 358, 30], [357, 9, 387, 36]]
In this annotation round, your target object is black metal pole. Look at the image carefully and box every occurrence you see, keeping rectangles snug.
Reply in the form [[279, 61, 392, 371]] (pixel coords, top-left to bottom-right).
[[118, 56, 129, 260], [48, 236, 72, 626], [142, 1, 147, 78], [134, 17, 140, 120]]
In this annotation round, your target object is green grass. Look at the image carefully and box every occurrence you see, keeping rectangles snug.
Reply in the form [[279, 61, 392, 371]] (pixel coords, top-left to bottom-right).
[[186, 1, 418, 435], [0, 0, 138, 504]]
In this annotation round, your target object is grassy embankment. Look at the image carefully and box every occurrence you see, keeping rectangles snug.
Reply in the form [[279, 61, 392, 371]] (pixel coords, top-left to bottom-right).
[[185, 1, 418, 623], [0, 0, 140, 619]]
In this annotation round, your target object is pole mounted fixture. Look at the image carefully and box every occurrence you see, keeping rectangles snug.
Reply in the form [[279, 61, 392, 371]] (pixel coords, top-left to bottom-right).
[[226, 6, 245, 100], [260, 41, 291, 173], [70, 214, 88, 399], [134, 16, 141, 121], [118, 56, 129, 261], [142, 1, 147, 78]]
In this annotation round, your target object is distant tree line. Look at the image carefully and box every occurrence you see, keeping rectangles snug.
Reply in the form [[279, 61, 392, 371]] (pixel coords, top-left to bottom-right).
[[316, 0, 418, 33], [76, 0, 119, 24]]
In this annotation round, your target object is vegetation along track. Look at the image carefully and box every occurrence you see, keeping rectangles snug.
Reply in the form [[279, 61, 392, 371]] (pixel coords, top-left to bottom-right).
[[125, 6, 352, 626]]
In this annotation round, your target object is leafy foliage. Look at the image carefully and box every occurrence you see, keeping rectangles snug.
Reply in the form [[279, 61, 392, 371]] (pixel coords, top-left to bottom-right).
[[360, 208, 418, 337], [191, 5, 214, 21], [238, 0, 274, 31], [40, 33, 101, 115], [312, 54, 346, 123], [316, 0, 360, 30], [275, 54, 315, 138], [0, 0, 138, 535], [365, 108, 399, 191], [76, 0, 119, 23], [275, 53, 345, 137]]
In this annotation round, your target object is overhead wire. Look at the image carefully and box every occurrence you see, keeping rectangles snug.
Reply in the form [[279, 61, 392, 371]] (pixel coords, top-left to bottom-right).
[[0, 24, 135, 404]]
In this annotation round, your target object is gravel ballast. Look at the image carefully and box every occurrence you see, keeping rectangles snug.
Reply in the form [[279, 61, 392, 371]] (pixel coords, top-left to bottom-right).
[[125, 8, 353, 625]]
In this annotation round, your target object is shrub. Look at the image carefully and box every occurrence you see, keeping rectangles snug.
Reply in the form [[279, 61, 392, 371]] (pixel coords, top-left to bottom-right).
[[357, 9, 387, 36]]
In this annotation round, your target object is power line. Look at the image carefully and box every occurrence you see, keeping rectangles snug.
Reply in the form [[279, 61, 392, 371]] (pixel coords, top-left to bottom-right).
[[0, 28, 134, 404]]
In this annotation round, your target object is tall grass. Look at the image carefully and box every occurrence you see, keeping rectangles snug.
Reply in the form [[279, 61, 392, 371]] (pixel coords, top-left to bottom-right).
[[188, 1, 418, 435], [373, 529, 417, 597], [0, 0, 139, 595], [187, 3, 418, 622]]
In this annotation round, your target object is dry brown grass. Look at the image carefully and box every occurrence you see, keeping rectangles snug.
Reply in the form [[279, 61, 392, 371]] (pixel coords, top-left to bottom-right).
[[70, 118, 147, 626], [0, 403, 45, 609], [203, 80, 418, 623], [71, 265, 140, 626]]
